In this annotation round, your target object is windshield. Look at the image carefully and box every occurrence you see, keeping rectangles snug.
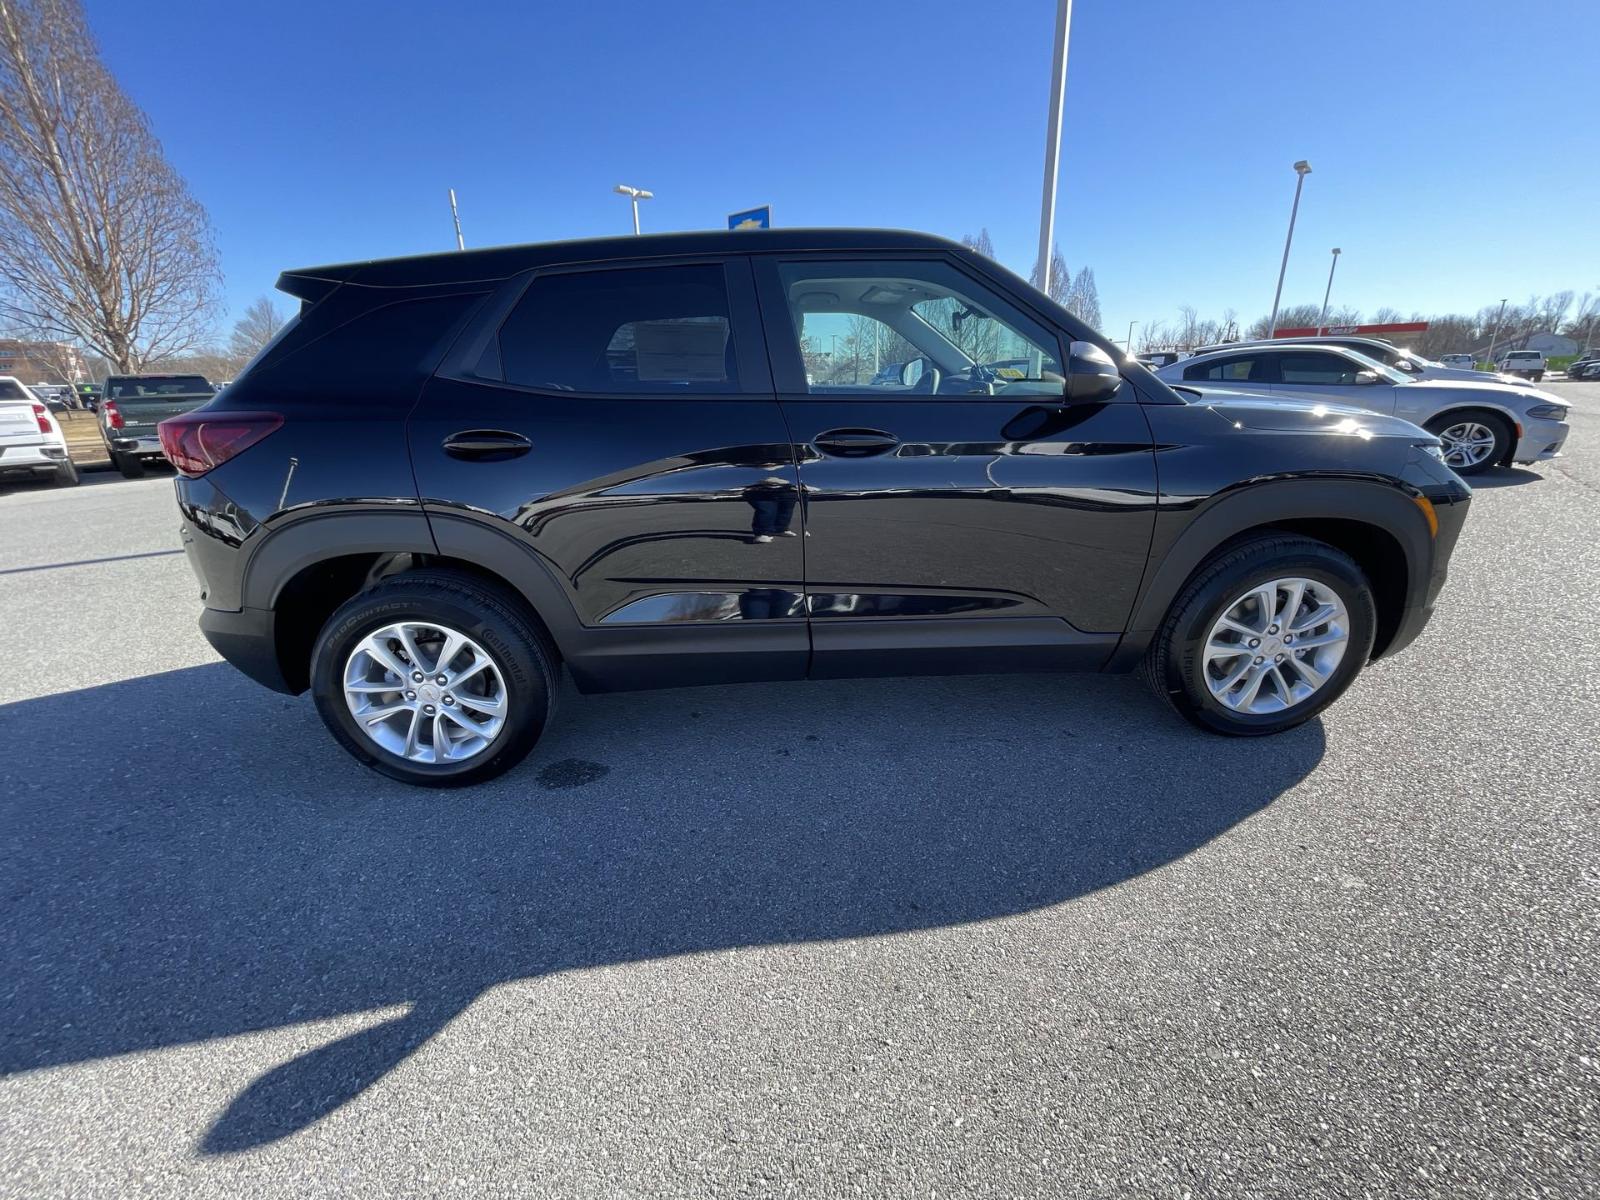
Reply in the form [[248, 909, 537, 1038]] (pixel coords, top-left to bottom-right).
[[1392, 346, 1444, 368], [1340, 349, 1411, 384]]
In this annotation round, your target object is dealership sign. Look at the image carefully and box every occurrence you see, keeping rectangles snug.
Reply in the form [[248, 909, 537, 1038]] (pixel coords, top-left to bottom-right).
[[1272, 321, 1429, 339]]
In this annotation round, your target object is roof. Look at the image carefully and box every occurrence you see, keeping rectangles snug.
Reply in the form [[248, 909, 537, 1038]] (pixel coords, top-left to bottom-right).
[[278, 227, 967, 298]]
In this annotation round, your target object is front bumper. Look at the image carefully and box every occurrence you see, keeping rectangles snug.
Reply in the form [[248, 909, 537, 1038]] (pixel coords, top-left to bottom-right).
[[1381, 484, 1471, 659], [1512, 416, 1570, 465]]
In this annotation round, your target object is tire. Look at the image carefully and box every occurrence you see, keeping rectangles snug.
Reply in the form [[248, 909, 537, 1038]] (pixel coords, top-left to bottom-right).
[[113, 451, 145, 479], [1142, 534, 1377, 737], [1423, 410, 1511, 476], [52, 458, 80, 487], [309, 569, 557, 786]]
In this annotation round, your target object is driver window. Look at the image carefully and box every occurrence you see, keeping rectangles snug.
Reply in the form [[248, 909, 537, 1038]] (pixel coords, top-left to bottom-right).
[[774, 259, 1063, 396]]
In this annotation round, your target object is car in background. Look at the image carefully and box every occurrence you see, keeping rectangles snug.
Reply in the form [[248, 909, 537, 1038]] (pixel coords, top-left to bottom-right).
[[1138, 351, 1183, 369], [1562, 353, 1598, 379], [1192, 335, 1506, 383], [1496, 350, 1546, 381], [99, 373, 215, 478], [1576, 359, 1600, 380], [73, 382, 101, 410], [29, 383, 73, 413], [1438, 354, 1476, 370], [869, 362, 905, 386], [1157, 343, 1570, 475], [0, 376, 79, 487]]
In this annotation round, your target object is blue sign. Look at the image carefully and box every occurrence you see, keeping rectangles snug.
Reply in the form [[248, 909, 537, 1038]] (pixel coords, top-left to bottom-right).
[[728, 205, 771, 230]]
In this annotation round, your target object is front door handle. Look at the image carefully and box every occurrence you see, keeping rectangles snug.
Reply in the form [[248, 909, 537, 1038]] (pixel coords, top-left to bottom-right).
[[813, 427, 899, 457], [442, 430, 532, 461]]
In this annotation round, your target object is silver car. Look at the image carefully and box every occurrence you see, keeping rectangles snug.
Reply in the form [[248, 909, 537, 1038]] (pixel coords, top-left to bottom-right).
[[1156, 344, 1572, 475], [1188, 335, 1513, 384]]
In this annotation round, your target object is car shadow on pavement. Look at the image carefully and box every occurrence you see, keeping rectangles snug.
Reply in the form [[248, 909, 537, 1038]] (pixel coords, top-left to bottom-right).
[[0, 663, 1326, 1155], [1466, 467, 1544, 490]]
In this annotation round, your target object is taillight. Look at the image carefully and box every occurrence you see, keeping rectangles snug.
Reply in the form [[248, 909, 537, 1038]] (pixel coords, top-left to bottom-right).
[[31, 402, 51, 434], [103, 400, 124, 429], [157, 411, 283, 477]]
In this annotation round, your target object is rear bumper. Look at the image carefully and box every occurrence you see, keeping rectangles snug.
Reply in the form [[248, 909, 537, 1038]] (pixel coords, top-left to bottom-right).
[[199, 605, 297, 694], [0, 442, 69, 473], [106, 433, 164, 457]]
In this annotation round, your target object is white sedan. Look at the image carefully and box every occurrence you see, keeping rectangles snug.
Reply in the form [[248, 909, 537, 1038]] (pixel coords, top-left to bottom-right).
[[1156, 344, 1571, 475]]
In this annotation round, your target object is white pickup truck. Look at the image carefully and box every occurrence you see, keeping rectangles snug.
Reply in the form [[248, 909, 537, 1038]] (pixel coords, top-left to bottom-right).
[[1496, 349, 1546, 381]]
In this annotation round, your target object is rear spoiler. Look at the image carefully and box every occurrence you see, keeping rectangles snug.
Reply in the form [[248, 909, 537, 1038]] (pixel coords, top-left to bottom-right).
[[275, 262, 365, 306]]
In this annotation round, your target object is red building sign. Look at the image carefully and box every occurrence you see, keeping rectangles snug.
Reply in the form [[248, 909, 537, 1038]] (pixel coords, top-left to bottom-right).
[[1271, 321, 1429, 339]]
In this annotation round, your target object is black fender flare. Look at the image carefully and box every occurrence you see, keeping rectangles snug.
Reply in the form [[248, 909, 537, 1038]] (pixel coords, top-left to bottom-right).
[[1124, 477, 1435, 638], [240, 507, 437, 611]]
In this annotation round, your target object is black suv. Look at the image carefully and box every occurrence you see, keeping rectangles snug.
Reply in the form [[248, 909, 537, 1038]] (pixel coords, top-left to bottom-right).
[[163, 229, 1469, 785]]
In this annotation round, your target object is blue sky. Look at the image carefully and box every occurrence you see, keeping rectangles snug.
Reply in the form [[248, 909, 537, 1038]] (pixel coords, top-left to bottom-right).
[[87, 0, 1596, 345]]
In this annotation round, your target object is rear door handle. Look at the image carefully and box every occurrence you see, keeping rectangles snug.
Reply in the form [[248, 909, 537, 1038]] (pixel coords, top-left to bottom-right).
[[441, 430, 532, 461], [813, 427, 899, 457]]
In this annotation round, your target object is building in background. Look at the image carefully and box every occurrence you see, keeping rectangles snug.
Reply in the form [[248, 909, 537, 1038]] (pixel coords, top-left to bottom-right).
[[0, 338, 88, 383]]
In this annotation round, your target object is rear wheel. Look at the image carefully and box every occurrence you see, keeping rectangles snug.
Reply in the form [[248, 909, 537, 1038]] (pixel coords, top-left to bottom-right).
[[1425, 410, 1511, 475], [1143, 534, 1377, 736], [52, 458, 80, 487], [310, 570, 557, 786], [113, 451, 145, 479]]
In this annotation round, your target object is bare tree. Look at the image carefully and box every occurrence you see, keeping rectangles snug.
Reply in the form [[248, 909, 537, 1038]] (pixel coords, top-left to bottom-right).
[[229, 295, 287, 361], [960, 229, 996, 260], [1029, 247, 1070, 305], [1067, 267, 1101, 327], [0, 0, 220, 372]]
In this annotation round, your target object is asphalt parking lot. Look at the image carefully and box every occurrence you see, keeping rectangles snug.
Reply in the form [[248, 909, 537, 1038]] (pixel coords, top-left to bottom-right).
[[2, 385, 1596, 1198]]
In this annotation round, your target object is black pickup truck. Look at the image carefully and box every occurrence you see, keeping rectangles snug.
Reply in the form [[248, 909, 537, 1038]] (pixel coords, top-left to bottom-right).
[[99, 374, 215, 477]]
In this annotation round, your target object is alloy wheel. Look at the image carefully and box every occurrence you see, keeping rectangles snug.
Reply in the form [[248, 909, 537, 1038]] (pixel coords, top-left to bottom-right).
[[1203, 577, 1351, 715], [342, 621, 508, 763], [1435, 421, 1498, 469]]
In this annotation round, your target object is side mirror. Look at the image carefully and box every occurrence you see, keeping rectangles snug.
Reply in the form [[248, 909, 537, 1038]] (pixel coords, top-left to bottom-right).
[[1355, 370, 1382, 385], [898, 359, 925, 387], [1065, 340, 1122, 403]]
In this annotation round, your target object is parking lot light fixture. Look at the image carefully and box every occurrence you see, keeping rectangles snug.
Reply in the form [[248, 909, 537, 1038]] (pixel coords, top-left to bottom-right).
[[1268, 160, 1312, 338], [1318, 248, 1341, 333], [614, 184, 653, 235]]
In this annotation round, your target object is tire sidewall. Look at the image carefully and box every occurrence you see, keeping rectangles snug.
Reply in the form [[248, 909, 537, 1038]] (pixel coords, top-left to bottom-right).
[[311, 589, 551, 785], [1167, 552, 1376, 735]]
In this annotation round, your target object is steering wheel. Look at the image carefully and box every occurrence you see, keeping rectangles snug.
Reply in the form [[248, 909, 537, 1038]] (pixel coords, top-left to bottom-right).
[[905, 356, 942, 394]]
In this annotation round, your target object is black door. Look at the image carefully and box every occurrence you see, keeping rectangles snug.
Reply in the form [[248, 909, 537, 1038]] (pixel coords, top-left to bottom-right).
[[752, 254, 1158, 676], [410, 258, 808, 690]]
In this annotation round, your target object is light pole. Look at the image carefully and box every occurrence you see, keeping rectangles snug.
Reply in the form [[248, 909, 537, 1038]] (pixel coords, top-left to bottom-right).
[[448, 188, 465, 251], [1485, 298, 1508, 368], [1267, 160, 1312, 338], [1127, 320, 1138, 353], [1317, 248, 1341, 333], [613, 184, 653, 235], [1034, 0, 1073, 302]]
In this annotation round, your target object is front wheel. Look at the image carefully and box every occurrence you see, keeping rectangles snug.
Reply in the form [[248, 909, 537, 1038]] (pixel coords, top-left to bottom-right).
[[1425, 411, 1510, 476], [1143, 534, 1377, 736], [310, 570, 557, 786]]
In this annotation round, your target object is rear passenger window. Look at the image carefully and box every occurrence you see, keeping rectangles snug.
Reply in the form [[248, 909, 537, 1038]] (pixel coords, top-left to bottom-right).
[[1278, 352, 1358, 384], [499, 265, 740, 394], [1184, 356, 1257, 382]]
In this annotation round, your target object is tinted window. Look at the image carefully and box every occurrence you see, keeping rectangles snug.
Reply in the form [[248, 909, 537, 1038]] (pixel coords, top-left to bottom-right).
[[1278, 352, 1360, 384], [0, 379, 27, 400], [1183, 356, 1258, 382], [241, 293, 485, 405], [1331, 342, 1398, 365], [500, 265, 739, 394]]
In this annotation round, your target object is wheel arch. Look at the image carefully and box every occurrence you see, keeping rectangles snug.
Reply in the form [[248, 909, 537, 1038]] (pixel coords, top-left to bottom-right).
[[242, 508, 578, 694], [1119, 478, 1434, 666], [1423, 404, 1522, 467]]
